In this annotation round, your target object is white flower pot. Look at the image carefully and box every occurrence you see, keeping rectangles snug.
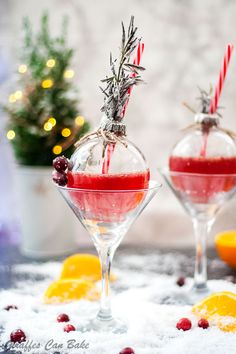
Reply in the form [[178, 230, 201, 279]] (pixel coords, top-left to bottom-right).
[[15, 166, 80, 258]]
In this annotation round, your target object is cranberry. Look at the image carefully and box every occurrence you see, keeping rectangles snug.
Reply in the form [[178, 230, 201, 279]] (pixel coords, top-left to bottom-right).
[[63, 324, 76, 332], [198, 318, 209, 329], [176, 276, 185, 287], [53, 156, 68, 172], [4, 305, 18, 311], [176, 318, 192, 331], [10, 329, 26, 343], [119, 348, 135, 354], [52, 170, 68, 186], [57, 313, 70, 322]]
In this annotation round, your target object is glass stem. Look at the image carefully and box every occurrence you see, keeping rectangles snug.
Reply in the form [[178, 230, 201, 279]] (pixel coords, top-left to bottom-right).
[[96, 245, 115, 322], [192, 217, 213, 291]]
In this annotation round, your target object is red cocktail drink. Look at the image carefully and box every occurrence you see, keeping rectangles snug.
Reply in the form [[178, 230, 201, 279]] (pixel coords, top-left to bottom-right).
[[169, 156, 236, 203], [67, 171, 150, 221]]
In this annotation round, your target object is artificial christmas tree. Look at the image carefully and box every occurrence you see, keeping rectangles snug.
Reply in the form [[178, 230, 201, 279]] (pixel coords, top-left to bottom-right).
[[3, 13, 89, 257], [4, 13, 89, 165]]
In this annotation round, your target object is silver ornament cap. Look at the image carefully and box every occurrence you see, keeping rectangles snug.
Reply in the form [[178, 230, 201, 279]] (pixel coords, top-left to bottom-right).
[[100, 115, 126, 135], [194, 113, 220, 126]]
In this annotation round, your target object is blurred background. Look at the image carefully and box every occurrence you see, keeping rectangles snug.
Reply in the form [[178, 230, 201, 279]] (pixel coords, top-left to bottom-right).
[[1, 0, 236, 256]]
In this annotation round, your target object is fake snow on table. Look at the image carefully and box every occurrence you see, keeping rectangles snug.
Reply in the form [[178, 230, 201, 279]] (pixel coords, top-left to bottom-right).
[[0, 253, 235, 354]]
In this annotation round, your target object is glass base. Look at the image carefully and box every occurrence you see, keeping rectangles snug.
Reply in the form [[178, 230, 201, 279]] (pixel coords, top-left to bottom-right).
[[77, 317, 127, 334], [188, 283, 211, 303], [158, 283, 211, 306]]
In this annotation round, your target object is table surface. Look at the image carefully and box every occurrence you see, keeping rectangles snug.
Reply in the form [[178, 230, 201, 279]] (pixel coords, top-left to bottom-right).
[[0, 246, 236, 354], [0, 245, 236, 290]]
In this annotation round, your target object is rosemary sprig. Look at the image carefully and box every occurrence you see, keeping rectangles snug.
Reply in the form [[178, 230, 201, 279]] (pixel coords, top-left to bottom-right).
[[100, 16, 145, 122], [196, 86, 212, 114], [183, 86, 222, 117]]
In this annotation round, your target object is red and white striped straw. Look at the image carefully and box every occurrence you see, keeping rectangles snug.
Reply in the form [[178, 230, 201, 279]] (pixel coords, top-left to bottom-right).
[[131, 42, 144, 75], [209, 44, 234, 114], [122, 42, 144, 116]]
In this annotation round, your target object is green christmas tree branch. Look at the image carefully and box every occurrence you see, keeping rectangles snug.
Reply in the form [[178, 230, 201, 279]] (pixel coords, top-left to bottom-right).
[[3, 12, 89, 166]]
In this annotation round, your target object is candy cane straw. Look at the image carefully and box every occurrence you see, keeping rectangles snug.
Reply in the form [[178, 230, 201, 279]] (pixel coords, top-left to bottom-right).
[[122, 42, 145, 116], [209, 44, 234, 114]]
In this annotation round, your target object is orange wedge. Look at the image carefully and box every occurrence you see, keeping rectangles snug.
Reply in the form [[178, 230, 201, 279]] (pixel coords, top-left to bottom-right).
[[60, 253, 116, 282], [192, 291, 236, 332], [215, 230, 236, 268], [44, 278, 100, 304]]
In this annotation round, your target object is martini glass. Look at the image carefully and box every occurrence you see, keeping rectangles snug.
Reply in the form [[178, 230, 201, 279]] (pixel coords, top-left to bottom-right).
[[160, 168, 236, 304], [57, 180, 160, 333]]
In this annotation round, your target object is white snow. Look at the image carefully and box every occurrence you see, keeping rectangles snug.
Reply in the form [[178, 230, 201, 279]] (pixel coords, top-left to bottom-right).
[[0, 254, 235, 354]]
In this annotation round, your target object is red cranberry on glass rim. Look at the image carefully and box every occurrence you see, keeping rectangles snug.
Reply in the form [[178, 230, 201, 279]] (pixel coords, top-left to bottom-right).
[[52, 170, 68, 186], [52, 156, 70, 187], [53, 156, 68, 172]]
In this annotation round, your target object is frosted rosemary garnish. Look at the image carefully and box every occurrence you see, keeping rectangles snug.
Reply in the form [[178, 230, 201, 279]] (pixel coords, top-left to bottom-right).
[[75, 16, 145, 150], [100, 15, 145, 136]]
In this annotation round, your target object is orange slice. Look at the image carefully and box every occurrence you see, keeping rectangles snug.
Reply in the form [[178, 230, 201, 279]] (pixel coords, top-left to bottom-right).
[[192, 291, 236, 332], [215, 230, 236, 268], [60, 253, 116, 282], [44, 278, 100, 304]]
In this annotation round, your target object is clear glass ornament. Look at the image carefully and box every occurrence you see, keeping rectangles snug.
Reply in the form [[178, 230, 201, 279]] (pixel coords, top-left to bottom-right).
[[171, 114, 236, 160], [169, 114, 236, 173], [70, 137, 148, 174], [68, 129, 150, 190]]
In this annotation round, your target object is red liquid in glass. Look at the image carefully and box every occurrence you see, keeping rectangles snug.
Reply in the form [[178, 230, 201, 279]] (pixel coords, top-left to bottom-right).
[[67, 171, 150, 221], [169, 156, 236, 203], [169, 156, 236, 174], [67, 170, 149, 190]]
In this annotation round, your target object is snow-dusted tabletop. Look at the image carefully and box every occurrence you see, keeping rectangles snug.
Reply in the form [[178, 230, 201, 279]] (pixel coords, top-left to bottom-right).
[[0, 247, 236, 354]]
